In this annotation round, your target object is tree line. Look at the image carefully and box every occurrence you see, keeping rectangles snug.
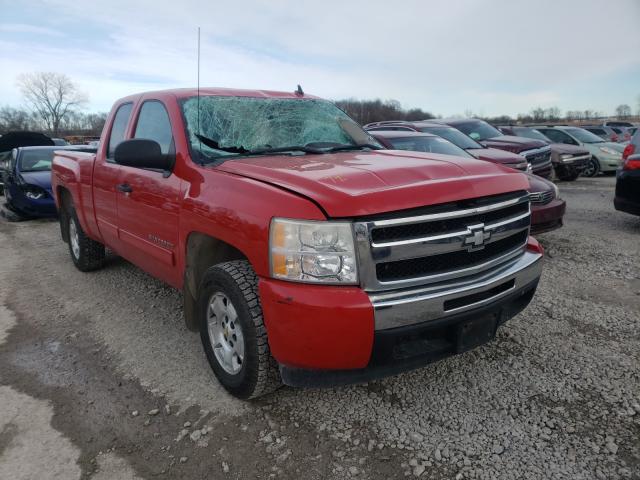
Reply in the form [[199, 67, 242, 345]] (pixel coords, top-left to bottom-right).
[[2, 72, 638, 138]]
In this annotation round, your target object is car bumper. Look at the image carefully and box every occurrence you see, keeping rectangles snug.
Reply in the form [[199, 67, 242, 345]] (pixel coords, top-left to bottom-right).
[[553, 154, 590, 173], [531, 197, 566, 234], [614, 169, 640, 216], [259, 244, 543, 387], [531, 161, 553, 179], [598, 155, 623, 172]]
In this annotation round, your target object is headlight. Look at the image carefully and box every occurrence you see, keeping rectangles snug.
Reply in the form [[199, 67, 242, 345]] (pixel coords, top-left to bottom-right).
[[22, 185, 48, 200], [560, 154, 573, 161], [599, 147, 619, 156], [270, 218, 358, 284]]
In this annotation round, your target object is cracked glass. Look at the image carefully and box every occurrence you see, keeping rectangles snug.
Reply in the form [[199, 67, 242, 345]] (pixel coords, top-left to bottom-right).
[[181, 96, 376, 161]]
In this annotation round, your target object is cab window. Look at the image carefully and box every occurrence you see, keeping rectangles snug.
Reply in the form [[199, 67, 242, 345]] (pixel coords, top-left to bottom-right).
[[107, 103, 133, 160], [134, 101, 174, 154]]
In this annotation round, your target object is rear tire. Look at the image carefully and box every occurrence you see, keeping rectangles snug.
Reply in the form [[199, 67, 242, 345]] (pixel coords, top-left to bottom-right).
[[66, 207, 105, 271], [198, 260, 281, 399], [583, 156, 600, 177]]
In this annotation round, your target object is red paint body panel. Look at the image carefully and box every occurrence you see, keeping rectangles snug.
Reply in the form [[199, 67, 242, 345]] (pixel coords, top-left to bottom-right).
[[218, 150, 530, 217], [259, 278, 374, 369]]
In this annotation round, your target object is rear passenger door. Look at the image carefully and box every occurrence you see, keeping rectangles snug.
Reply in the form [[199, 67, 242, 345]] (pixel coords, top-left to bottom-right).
[[115, 99, 183, 287]]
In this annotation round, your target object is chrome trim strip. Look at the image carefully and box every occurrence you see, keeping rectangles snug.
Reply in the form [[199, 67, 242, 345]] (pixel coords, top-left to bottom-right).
[[370, 251, 542, 330], [561, 154, 591, 163], [520, 145, 552, 157], [371, 211, 530, 249], [370, 195, 529, 227]]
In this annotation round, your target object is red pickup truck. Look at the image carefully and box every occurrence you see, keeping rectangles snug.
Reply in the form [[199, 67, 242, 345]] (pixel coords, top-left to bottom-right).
[[52, 88, 543, 399]]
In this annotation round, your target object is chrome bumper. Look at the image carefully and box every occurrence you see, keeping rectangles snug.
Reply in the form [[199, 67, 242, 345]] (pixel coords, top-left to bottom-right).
[[370, 251, 542, 330]]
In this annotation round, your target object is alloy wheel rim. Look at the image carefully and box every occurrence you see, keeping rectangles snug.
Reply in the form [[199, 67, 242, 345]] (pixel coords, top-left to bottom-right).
[[69, 218, 80, 259], [584, 159, 597, 177], [207, 292, 245, 375]]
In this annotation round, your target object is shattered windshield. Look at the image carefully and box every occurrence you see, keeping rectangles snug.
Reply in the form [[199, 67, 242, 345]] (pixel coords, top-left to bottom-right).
[[181, 96, 378, 162]]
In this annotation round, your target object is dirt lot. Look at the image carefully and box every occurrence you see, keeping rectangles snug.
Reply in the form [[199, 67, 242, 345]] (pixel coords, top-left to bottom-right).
[[0, 176, 638, 480]]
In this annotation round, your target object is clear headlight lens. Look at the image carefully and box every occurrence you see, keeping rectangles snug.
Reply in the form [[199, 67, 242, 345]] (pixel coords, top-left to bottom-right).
[[560, 154, 573, 161], [599, 146, 618, 156], [22, 185, 47, 199], [270, 218, 358, 284]]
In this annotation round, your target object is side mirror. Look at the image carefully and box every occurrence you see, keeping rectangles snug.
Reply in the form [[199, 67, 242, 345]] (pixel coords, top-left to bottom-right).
[[114, 139, 173, 172], [564, 138, 577, 145]]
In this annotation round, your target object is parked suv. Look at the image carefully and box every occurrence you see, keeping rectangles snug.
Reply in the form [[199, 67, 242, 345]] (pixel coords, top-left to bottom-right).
[[364, 121, 529, 172], [532, 126, 623, 177], [497, 125, 590, 181], [437, 119, 553, 179]]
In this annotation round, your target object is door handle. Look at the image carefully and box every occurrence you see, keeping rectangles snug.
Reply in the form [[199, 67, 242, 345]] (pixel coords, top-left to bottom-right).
[[116, 183, 132, 193]]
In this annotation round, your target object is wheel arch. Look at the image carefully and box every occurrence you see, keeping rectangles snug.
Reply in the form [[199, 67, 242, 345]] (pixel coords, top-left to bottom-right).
[[182, 231, 249, 331]]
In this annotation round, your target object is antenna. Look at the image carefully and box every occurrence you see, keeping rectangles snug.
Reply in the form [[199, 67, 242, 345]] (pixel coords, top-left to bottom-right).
[[197, 27, 201, 150]]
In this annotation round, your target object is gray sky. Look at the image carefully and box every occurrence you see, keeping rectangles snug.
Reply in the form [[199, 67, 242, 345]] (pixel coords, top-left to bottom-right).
[[1, 0, 639, 117]]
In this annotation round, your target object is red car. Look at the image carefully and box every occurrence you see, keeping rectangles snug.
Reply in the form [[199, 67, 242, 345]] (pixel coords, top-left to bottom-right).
[[437, 119, 553, 179], [365, 121, 529, 171], [371, 130, 565, 235], [52, 88, 543, 398]]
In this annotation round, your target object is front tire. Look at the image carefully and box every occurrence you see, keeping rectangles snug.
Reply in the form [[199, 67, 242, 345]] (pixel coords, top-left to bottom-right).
[[583, 156, 600, 177], [65, 207, 105, 271], [198, 260, 281, 399]]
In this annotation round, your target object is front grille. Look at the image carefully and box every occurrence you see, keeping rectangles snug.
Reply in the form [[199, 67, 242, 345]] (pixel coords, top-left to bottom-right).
[[376, 231, 528, 282], [524, 149, 551, 166], [355, 192, 531, 290], [529, 191, 554, 205], [372, 202, 528, 243]]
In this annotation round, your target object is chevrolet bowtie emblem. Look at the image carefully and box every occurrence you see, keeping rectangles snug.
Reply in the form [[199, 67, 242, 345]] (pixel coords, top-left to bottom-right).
[[463, 224, 491, 251]]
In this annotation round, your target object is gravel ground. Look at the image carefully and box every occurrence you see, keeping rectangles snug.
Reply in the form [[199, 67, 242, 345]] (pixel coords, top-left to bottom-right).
[[0, 175, 638, 479]]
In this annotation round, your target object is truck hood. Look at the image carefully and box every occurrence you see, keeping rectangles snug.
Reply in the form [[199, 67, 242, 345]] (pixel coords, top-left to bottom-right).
[[550, 143, 590, 155], [19, 171, 53, 191], [480, 135, 548, 154], [466, 147, 527, 165], [215, 150, 529, 217]]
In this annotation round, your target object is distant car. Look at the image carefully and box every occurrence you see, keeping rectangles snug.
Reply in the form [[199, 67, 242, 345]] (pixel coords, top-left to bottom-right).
[[604, 120, 634, 128], [581, 125, 621, 143], [52, 138, 69, 146], [1, 145, 94, 218], [532, 126, 623, 177], [369, 130, 565, 234], [615, 121, 640, 215], [614, 154, 640, 216], [436, 119, 553, 179], [498, 125, 590, 181], [364, 121, 530, 171], [0, 131, 54, 195]]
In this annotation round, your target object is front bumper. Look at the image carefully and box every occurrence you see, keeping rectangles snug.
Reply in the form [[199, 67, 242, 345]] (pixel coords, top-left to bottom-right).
[[260, 245, 543, 386], [531, 198, 566, 234], [598, 154, 623, 172], [5, 186, 57, 217]]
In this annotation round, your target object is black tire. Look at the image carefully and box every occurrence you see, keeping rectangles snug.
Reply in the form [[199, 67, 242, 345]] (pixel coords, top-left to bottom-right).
[[66, 206, 105, 271], [583, 156, 600, 177], [198, 260, 281, 399]]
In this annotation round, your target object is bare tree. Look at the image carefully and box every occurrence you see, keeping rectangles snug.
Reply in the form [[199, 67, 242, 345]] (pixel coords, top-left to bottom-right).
[[17, 72, 88, 136], [615, 104, 632, 118]]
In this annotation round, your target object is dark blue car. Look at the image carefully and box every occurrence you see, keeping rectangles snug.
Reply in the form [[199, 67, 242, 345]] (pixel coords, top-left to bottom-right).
[[1, 146, 93, 218]]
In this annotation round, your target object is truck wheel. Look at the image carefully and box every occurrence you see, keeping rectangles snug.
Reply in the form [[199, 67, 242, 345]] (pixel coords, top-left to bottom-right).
[[66, 207, 105, 271], [583, 157, 600, 177], [198, 260, 281, 399]]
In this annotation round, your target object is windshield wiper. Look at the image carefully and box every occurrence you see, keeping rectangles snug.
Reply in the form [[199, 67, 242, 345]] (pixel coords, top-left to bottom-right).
[[322, 143, 383, 153], [195, 134, 250, 154]]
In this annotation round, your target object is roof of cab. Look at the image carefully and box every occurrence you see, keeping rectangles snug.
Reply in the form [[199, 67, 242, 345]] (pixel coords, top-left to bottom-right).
[[115, 87, 320, 104]]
